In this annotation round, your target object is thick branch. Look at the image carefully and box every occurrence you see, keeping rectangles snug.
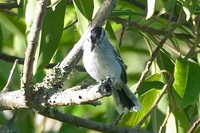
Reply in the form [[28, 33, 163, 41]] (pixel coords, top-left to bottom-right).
[[0, 90, 27, 110], [0, 81, 111, 110], [47, 85, 111, 106], [43, 0, 119, 91], [59, 0, 118, 69]]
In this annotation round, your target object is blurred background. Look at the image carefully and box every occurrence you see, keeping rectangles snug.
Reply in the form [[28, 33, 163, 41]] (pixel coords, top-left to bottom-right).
[[0, 0, 200, 133]]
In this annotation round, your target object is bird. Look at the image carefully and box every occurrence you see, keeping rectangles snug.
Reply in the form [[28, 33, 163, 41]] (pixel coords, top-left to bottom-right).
[[82, 26, 141, 114]]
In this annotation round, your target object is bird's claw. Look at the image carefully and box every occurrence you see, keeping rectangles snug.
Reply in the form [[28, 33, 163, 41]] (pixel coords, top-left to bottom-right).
[[98, 77, 112, 96]]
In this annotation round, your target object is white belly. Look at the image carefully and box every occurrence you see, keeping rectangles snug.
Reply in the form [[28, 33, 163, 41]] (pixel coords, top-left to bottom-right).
[[83, 48, 121, 82]]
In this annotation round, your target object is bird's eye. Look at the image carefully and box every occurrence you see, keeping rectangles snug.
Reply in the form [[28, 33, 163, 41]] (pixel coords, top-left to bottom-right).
[[90, 33, 98, 44]]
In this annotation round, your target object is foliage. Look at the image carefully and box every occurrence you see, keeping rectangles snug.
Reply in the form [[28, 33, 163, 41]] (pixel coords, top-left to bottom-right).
[[0, 0, 200, 133]]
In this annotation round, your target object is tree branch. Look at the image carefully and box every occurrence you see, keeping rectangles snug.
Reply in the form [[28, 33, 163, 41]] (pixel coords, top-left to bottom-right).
[[133, 8, 184, 92], [38, 108, 150, 133], [59, 0, 118, 69], [134, 25, 177, 92], [2, 59, 18, 93], [41, 0, 119, 92], [136, 76, 173, 127], [0, 0, 150, 132], [0, 2, 22, 9], [158, 107, 170, 133], [0, 52, 24, 65], [21, 0, 48, 101], [63, 19, 78, 30], [188, 117, 200, 133], [0, 52, 85, 71], [110, 17, 192, 39], [0, 79, 111, 110]]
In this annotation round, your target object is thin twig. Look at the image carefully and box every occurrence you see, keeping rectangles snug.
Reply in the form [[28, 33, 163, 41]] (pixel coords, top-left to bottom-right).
[[143, 36, 158, 74], [158, 107, 171, 133], [63, 19, 78, 30], [2, 59, 18, 93], [0, 52, 24, 64], [136, 76, 173, 127], [188, 117, 200, 133], [118, 25, 127, 47], [134, 9, 184, 92], [0, 9, 18, 16], [0, 52, 85, 71], [134, 25, 177, 92], [111, 113, 124, 126], [0, 2, 22, 9], [21, 0, 48, 101], [185, 16, 200, 60], [110, 17, 192, 40], [155, 36, 181, 56]]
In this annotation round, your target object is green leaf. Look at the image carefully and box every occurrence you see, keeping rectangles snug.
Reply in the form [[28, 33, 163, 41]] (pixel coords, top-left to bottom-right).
[[147, 93, 169, 133], [197, 53, 200, 65], [137, 73, 164, 95], [0, 24, 2, 51], [111, 10, 144, 17], [146, 0, 156, 19], [0, 13, 25, 37], [146, 73, 162, 81], [137, 81, 164, 95], [73, 0, 93, 34], [173, 57, 189, 98], [105, 22, 117, 48], [93, 0, 102, 18], [166, 108, 189, 133], [173, 57, 200, 109], [182, 60, 200, 108], [173, 108, 190, 133], [15, 110, 34, 133], [183, 6, 191, 21], [164, 0, 177, 13], [25, 0, 37, 32], [33, 0, 66, 74], [120, 89, 160, 127], [157, 50, 175, 75], [178, 0, 199, 21]]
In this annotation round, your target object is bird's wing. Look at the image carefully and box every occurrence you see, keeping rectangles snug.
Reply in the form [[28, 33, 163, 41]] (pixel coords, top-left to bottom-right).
[[112, 49, 128, 83]]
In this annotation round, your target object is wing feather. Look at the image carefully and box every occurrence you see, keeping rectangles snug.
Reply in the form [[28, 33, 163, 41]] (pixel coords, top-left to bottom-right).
[[112, 49, 127, 83]]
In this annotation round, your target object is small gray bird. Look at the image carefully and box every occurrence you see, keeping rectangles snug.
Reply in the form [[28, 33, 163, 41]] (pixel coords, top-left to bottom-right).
[[83, 27, 141, 114]]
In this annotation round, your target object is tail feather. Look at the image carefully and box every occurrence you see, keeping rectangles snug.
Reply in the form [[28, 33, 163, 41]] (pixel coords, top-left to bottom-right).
[[112, 83, 141, 114]]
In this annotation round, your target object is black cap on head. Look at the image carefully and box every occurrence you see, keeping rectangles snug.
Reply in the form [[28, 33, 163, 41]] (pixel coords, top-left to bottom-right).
[[90, 27, 104, 44]]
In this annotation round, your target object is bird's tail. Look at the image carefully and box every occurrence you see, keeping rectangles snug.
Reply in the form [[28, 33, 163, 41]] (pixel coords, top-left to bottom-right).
[[112, 83, 141, 114]]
